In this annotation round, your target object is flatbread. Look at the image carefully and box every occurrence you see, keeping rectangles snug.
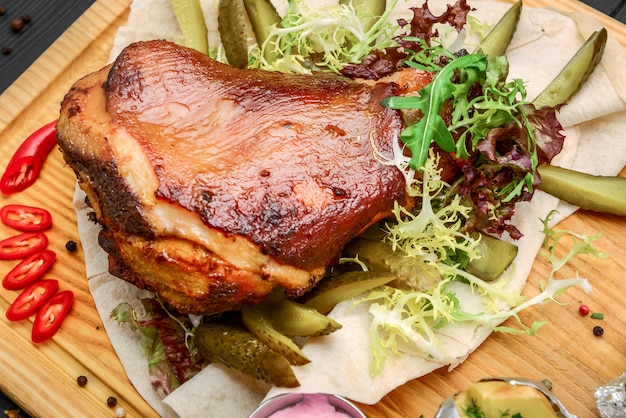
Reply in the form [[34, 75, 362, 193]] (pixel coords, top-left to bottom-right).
[[71, 1, 626, 417]]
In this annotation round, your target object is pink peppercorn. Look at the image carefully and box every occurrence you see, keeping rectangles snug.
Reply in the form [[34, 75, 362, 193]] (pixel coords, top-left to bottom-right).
[[579, 305, 590, 316]]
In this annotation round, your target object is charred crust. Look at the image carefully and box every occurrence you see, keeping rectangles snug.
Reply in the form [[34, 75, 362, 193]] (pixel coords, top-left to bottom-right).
[[61, 148, 154, 238], [106, 43, 146, 101], [100, 227, 274, 314], [87, 211, 98, 224], [284, 274, 317, 299], [67, 106, 80, 117]]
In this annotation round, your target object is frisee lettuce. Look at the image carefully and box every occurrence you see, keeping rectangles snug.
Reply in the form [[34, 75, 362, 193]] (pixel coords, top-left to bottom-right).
[[250, 0, 399, 73], [354, 160, 598, 376], [362, 246, 594, 376], [539, 209, 608, 276], [385, 151, 480, 263]]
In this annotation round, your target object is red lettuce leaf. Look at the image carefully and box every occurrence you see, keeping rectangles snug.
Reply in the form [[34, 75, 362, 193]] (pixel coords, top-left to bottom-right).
[[341, 0, 473, 80]]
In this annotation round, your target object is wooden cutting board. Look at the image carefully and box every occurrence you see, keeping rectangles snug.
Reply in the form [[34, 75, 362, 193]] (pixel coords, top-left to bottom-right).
[[0, 1, 624, 417]]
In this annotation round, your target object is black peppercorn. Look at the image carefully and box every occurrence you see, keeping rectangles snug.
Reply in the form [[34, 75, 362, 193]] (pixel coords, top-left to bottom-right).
[[593, 325, 604, 336], [0, 6, 6, 16], [10, 17, 24, 32], [65, 240, 78, 252], [107, 396, 118, 407], [21, 14, 31, 24], [77, 375, 88, 387], [2, 45, 10, 55]]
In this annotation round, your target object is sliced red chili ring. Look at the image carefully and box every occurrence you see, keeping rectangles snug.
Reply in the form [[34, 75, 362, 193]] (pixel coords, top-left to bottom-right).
[[31, 289, 74, 343], [0, 232, 48, 260], [0, 121, 57, 196], [0, 156, 41, 196], [1, 204, 53, 231], [2, 249, 57, 290], [5, 278, 58, 322]]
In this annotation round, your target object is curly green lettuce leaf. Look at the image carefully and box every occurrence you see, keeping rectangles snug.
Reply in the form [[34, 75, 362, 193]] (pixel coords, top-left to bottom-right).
[[251, 0, 399, 73], [357, 161, 599, 376], [540, 209, 608, 276], [363, 262, 592, 376], [385, 151, 480, 263]]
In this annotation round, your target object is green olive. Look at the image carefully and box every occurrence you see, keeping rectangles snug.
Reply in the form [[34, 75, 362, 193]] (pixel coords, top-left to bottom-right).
[[303, 271, 396, 314], [194, 323, 299, 387]]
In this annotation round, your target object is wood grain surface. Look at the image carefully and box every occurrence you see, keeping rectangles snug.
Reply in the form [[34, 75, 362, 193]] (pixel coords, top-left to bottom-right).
[[0, 1, 624, 417]]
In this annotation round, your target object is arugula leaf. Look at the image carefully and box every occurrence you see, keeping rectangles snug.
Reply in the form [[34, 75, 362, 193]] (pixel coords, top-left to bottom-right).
[[382, 54, 488, 169]]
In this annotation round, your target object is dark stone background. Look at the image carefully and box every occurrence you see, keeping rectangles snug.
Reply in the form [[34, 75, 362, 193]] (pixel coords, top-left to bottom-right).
[[0, 0, 96, 94]]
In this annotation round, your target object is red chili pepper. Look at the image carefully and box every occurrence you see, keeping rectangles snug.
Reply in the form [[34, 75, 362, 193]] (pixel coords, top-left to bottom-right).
[[31, 289, 74, 343], [5, 279, 58, 322], [2, 249, 56, 290], [0, 232, 48, 260], [0, 120, 57, 195], [0, 204, 52, 231]]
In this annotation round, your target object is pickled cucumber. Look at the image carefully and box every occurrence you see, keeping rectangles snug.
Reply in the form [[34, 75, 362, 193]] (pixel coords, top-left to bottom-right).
[[194, 323, 299, 387], [344, 238, 442, 292], [476, 0, 522, 56], [243, 0, 282, 62], [532, 28, 607, 108], [218, 0, 252, 68], [170, 0, 209, 54], [303, 271, 396, 314], [465, 232, 518, 281], [271, 298, 342, 337], [537, 163, 626, 216], [242, 300, 311, 366]]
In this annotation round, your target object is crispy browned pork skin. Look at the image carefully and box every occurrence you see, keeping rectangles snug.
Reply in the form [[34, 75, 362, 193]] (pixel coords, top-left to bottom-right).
[[56, 39, 411, 314]]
